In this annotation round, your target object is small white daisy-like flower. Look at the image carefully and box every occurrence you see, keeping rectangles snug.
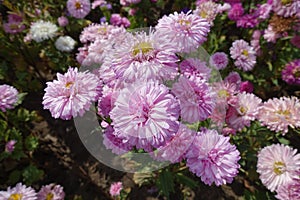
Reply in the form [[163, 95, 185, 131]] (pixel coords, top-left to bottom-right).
[[29, 20, 58, 42], [55, 36, 76, 52]]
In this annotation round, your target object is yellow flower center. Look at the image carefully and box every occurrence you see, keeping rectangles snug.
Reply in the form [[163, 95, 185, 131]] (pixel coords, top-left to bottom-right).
[[65, 81, 74, 89], [218, 89, 229, 98], [132, 42, 153, 56], [276, 109, 291, 116], [9, 23, 19, 30], [200, 11, 207, 19], [98, 27, 107, 34], [8, 193, 23, 200], [178, 19, 191, 26], [242, 50, 249, 57], [273, 161, 286, 175], [75, 1, 82, 9], [281, 0, 292, 5], [293, 67, 300, 78], [239, 106, 248, 115], [46, 193, 54, 200]]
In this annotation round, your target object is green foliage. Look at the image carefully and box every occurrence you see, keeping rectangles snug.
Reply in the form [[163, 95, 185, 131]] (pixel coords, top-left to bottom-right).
[[22, 164, 44, 185]]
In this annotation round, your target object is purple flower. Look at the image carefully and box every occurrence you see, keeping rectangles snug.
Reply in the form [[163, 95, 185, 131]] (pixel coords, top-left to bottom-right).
[[37, 184, 65, 200], [109, 182, 123, 196], [282, 59, 300, 85], [0, 182, 37, 199], [152, 124, 196, 163], [5, 140, 17, 153], [230, 39, 256, 71], [3, 14, 25, 34], [67, 0, 91, 19], [228, 3, 244, 21], [255, 3, 272, 20], [57, 16, 69, 27], [272, 0, 300, 17], [194, 1, 219, 25], [209, 52, 228, 70], [276, 177, 300, 200], [257, 144, 300, 192], [239, 81, 253, 93], [43, 67, 102, 120], [110, 13, 122, 26], [110, 81, 180, 151], [172, 75, 215, 123], [121, 17, 130, 28], [236, 14, 259, 28], [156, 11, 210, 53], [180, 58, 211, 81], [0, 84, 18, 112], [186, 129, 240, 186]]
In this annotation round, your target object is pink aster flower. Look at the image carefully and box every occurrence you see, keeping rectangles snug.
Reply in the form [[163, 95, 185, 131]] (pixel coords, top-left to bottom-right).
[[92, 0, 107, 9], [255, 3, 272, 20], [226, 92, 262, 131], [236, 14, 259, 28], [3, 14, 25, 34], [230, 39, 256, 71], [103, 126, 133, 155], [67, 0, 91, 19], [257, 144, 300, 192], [239, 81, 254, 93], [180, 58, 211, 81], [110, 30, 179, 84], [156, 11, 210, 53], [57, 16, 69, 27], [258, 96, 300, 134], [37, 184, 65, 200], [152, 124, 196, 163], [0, 84, 18, 112], [109, 182, 123, 197], [172, 75, 215, 123], [110, 82, 180, 151], [263, 25, 280, 43], [110, 13, 123, 26], [194, 1, 219, 25], [209, 52, 228, 70], [76, 45, 89, 65], [291, 35, 300, 48], [5, 140, 17, 153], [0, 182, 37, 200], [272, 0, 300, 17], [43, 67, 102, 120], [276, 177, 300, 200], [186, 129, 240, 186], [228, 3, 244, 21], [282, 59, 300, 85], [224, 71, 241, 85]]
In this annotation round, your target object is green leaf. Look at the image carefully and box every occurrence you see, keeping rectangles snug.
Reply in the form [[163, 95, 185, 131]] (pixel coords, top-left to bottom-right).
[[25, 135, 39, 151], [8, 170, 22, 185], [22, 165, 44, 185], [277, 137, 290, 145], [175, 173, 198, 189], [15, 92, 27, 107], [156, 170, 175, 199]]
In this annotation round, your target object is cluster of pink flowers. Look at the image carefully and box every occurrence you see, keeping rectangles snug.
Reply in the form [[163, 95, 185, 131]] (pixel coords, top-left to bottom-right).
[[0, 182, 65, 200], [0, 84, 19, 112]]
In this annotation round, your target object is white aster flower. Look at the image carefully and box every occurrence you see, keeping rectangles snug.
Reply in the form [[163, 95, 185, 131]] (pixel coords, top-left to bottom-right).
[[29, 20, 58, 42], [55, 36, 76, 52]]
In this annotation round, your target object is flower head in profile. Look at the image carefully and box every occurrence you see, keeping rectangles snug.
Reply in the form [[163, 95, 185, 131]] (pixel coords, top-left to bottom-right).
[[29, 20, 58, 42], [194, 1, 219, 25], [257, 144, 300, 192], [156, 11, 210, 53], [37, 184, 65, 200], [0, 182, 37, 200], [258, 96, 300, 134], [282, 59, 300, 85], [276, 176, 300, 200], [172, 75, 215, 123], [186, 129, 240, 186], [3, 14, 25, 34], [67, 0, 91, 19], [230, 39, 256, 71], [110, 81, 180, 151], [55, 36, 76, 52], [43, 67, 102, 120], [152, 124, 196, 163], [5, 140, 17, 153], [109, 182, 123, 197], [0, 84, 18, 112]]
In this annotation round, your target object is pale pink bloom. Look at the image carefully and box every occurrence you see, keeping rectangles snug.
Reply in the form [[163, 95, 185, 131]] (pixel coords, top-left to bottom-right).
[[111, 30, 179, 84], [257, 144, 300, 192], [92, 0, 107, 9], [156, 11, 210, 53], [194, 1, 219, 25], [152, 124, 196, 163], [57, 16, 69, 27], [179, 58, 211, 81], [209, 52, 228, 70], [110, 82, 180, 151], [5, 140, 17, 153], [276, 177, 300, 200], [217, 3, 231, 13], [230, 39, 256, 71], [43, 68, 102, 120], [256, 3, 272, 20], [37, 184, 65, 200], [76, 45, 89, 64], [172, 75, 215, 123], [186, 129, 240, 186], [82, 39, 111, 66], [263, 25, 280, 43], [258, 96, 300, 134], [109, 182, 123, 196], [226, 92, 262, 131], [0, 182, 37, 199], [67, 0, 91, 19], [0, 84, 18, 112], [272, 0, 300, 17]]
